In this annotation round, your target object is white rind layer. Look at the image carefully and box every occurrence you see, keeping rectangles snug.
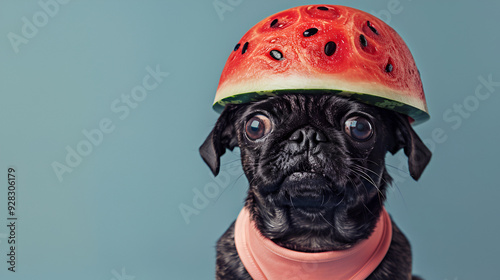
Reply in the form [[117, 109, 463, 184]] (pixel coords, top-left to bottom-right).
[[214, 74, 428, 114]]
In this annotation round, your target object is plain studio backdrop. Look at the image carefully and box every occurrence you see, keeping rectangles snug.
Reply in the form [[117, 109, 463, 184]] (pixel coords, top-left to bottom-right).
[[0, 0, 498, 279]]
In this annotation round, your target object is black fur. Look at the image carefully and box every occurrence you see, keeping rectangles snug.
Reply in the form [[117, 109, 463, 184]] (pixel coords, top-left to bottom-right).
[[200, 94, 430, 280]]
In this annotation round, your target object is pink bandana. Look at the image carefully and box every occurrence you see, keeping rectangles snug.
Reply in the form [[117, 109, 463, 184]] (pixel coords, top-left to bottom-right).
[[234, 207, 392, 280]]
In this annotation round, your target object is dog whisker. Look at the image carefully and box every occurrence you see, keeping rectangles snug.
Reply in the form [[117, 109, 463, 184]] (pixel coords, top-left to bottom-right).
[[289, 196, 296, 210], [351, 163, 377, 175], [221, 159, 242, 166], [346, 155, 381, 167], [349, 176, 378, 219], [362, 202, 376, 217], [387, 179, 409, 210], [351, 163, 409, 210], [384, 163, 411, 176], [319, 213, 335, 229], [350, 174, 371, 199], [350, 168, 386, 202], [352, 164, 391, 187], [351, 167, 380, 189], [351, 167, 378, 189], [354, 162, 409, 209], [353, 182, 375, 220], [353, 167, 386, 210], [212, 171, 246, 204], [335, 194, 345, 207]]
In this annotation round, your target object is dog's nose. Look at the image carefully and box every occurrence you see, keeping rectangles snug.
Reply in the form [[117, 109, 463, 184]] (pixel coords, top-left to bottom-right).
[[289, 127, 327, 149]]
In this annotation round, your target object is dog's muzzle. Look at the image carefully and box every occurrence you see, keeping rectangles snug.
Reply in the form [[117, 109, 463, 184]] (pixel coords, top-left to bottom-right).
[[276, 171, 343, 213]]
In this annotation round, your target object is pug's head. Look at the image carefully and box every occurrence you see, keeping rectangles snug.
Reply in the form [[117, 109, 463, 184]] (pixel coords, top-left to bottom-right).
[[200, 94, 431, 252]]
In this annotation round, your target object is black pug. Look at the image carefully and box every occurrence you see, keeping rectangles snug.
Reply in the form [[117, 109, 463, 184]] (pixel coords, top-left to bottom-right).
[[200, 93, 431, 280]]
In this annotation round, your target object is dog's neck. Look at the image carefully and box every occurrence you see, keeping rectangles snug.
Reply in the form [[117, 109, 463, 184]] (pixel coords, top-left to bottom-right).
[[246, 181, 389, 252], [234, 206, 392, 280]]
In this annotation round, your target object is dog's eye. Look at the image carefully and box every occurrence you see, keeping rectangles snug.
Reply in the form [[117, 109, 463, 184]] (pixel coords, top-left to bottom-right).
[[245, 115, 272, 140], [344, 116, 373, 141]]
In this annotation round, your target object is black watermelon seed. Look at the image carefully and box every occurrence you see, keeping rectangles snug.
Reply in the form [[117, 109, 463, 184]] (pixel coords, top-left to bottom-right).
[[303, 28, 318, 37], [367, 21, 379, 35], [242, 42, 249, 54], [385, 63, 393, 73], [270, 50, 283, 60], [317, 6, 329, 11], [360, 34, 368, 47], [271, 19, 278, 27], [234, 43, 240, 51], [324, 41, 336, 56]]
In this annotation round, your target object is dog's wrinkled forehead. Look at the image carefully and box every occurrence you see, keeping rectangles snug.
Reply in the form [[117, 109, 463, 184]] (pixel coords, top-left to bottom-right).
[[237, 94, 377, 125]]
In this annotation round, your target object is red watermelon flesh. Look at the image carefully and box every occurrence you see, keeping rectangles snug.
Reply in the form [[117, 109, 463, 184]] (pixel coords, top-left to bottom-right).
[[213, 5, 429, 124]]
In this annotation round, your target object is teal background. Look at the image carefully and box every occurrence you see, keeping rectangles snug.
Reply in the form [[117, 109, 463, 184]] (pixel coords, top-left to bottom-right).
[[0, 0, 498, 279]]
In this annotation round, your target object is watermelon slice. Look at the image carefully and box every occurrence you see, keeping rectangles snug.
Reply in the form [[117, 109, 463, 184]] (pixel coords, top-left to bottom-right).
[[213, 5, 429, 124]]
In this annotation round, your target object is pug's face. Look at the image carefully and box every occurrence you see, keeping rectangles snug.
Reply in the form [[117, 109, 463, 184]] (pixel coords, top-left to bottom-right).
[[200, 94, 430, 252]]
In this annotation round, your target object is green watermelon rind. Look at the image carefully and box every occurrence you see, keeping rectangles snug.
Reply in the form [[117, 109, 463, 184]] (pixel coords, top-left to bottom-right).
[[212, 89, 430, 125]]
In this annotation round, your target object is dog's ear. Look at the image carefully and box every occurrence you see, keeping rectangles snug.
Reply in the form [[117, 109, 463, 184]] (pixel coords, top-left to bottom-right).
[[389, 114, 432, 181], [199, 105, 239, 176]]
